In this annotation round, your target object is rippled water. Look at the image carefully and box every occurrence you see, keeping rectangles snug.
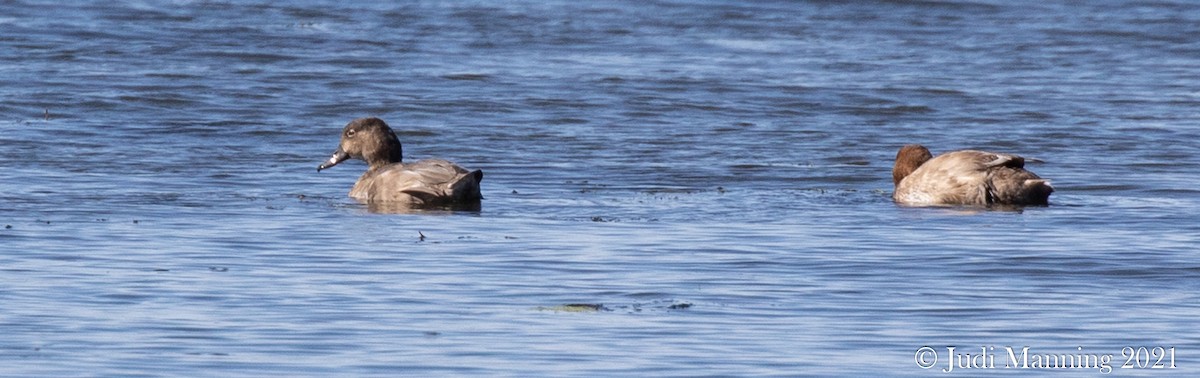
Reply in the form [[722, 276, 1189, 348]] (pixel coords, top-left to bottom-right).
[[2, 1, 1199, 376]]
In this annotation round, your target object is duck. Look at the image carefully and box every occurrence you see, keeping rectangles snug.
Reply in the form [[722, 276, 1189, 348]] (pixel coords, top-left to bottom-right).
[[317, 117, 482, 208], [892, 144, 1052, 207]]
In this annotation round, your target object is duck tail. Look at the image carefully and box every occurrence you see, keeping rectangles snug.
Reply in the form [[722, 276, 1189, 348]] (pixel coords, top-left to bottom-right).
[[1023, 179, 1053, 205], [450, 169, 484, 201]]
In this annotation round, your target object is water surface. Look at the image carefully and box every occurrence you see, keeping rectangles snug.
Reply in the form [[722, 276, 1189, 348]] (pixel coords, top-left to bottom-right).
[[2, 0, 1199, 376]]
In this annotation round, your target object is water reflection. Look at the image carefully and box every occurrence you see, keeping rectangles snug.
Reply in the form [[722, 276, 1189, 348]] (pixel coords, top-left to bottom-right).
[[364, 200, 482, 214]]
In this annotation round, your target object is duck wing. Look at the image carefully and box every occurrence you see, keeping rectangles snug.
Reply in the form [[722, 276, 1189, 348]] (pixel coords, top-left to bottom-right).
[[980, 152, 1024, 170], [951, 150, 1051, 206], [981, 154, 1052, 206]]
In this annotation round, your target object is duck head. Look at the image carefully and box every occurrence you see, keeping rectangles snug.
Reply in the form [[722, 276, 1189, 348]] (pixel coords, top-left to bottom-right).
[[318, 117, 404, 172], [892, 144, 932, 187]]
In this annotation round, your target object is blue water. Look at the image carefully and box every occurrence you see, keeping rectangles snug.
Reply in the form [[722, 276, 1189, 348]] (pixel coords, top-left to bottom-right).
[[2, 1, 1199, 376]]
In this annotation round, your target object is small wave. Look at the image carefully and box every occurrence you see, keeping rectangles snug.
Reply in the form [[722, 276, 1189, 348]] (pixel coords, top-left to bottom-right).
[[442, 73, 492, 81], [842, 105, 935, 116]]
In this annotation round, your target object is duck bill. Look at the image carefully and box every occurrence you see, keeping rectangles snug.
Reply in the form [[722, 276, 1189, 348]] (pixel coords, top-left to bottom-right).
[[317, 149, 350, 172]]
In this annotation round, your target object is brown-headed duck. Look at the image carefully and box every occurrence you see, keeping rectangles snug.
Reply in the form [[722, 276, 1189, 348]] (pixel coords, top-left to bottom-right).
[[317, 117, 482, 208], [892, 144, 1052, 207]]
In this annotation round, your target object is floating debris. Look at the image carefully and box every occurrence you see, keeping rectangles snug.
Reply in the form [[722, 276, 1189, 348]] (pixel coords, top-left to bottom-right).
[[209, 267, 228, 272], [667, 303, 693, 310], [539, 303, 609, 313], [418, 231, 426, 241], [535, 301, 694, 314]]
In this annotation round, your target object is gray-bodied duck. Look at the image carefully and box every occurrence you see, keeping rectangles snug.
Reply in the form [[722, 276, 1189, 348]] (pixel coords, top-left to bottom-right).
[[892, 144, 1052, 207], [318, 117, 482, 208]]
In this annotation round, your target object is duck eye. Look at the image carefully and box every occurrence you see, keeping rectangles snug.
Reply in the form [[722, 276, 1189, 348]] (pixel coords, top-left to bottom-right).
[[345, 129, 357, 138]]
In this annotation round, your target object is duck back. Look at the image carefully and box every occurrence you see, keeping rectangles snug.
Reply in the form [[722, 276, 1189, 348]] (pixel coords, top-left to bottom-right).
[[350, 159, 483, 206]]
